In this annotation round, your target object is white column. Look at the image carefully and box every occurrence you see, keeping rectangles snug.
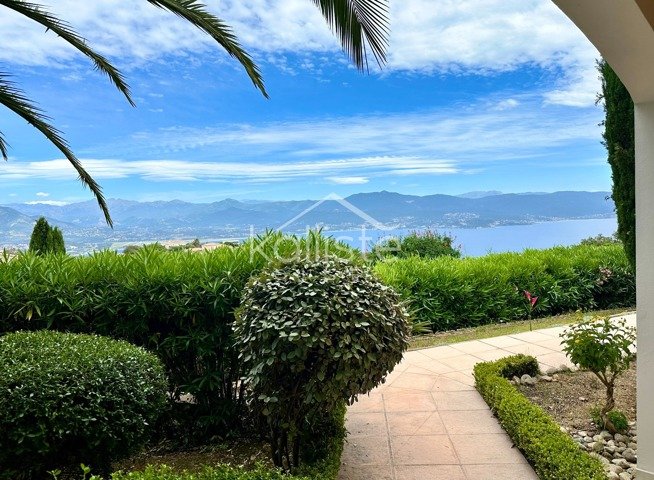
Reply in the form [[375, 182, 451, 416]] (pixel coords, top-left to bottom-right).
[[636, 101, 654, 480]]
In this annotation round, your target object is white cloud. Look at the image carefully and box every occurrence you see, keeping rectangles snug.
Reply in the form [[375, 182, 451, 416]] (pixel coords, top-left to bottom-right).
[[326, 176, 370, 185], [115, 96, 601, 161], [25, 200, 69, 206], [35, 191, 49, 197], [0, 1, 599, 105], [0, 156, 457, 183]]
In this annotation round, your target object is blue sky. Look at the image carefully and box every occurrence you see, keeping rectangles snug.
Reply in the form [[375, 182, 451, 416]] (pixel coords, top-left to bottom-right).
[[0, 0, 608, 206]]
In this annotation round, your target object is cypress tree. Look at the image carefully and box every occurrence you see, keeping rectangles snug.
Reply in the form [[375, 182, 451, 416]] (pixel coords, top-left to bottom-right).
[[28, 217, 66, 255], [600, 60, 635, 268], [28, 217, 50, 255]]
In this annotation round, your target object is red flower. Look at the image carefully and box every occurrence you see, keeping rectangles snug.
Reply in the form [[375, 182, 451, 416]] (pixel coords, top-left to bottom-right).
[[523, 290, 539, 308]]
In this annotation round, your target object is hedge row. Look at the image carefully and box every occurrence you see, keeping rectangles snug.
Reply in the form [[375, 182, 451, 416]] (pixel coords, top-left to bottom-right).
[[375, 244, 635, 332], [0, 331, 168, 479], [473, 355, 605, 480], [0, 232, 357, 433]]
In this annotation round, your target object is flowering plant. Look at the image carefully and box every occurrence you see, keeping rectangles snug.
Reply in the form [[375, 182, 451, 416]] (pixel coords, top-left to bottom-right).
[[523, 290, 539, 331]]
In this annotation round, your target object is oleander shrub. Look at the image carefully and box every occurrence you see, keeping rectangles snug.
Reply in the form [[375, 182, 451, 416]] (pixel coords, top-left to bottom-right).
[[0, 330, 167, 479], [474, 355, 605, 480], [235, 257, 410, 471], [0, 231, 358, 436], [375, 244, 635, 332]]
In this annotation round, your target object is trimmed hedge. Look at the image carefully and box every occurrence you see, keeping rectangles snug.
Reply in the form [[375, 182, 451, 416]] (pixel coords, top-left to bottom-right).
[[473, 355, 605, 480], [0, 330, 167, 479], [109, 465, 309, 480], [375, 244, 635, 332], [0, 232, 357, 433]]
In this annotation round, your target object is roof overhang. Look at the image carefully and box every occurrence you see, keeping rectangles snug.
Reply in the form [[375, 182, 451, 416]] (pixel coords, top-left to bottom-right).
[[554, 0, 654, 103]]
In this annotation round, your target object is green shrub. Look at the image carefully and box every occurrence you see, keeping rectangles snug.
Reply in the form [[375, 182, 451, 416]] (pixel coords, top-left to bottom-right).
[[109, 464, 310, 480], [235, 257, 409, 470], [0, 231, 357, 436], [474, 355, 605, 480], [28, 216, 65, 255], [371, 229, 460, 260], [561, 316, 636, 433], [0, 330, 167, 479], [579, 233, 619, 246], [375, 244, 635, 332], [591, 406, 629, 434]]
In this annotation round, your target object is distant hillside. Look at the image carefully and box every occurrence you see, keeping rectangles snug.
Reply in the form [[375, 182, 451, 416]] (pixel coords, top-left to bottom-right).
[[1, 190, 615, 253]]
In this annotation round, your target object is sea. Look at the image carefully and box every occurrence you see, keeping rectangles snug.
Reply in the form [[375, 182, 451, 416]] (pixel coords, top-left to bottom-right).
[[321, 217, 618, 257]]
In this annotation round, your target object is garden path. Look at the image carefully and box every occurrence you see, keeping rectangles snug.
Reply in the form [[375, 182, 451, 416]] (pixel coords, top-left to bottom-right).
[[338, 313, 637, 480]]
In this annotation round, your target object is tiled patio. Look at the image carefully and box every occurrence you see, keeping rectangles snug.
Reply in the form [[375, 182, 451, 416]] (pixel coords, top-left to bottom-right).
[[338, 313, 637, 480]]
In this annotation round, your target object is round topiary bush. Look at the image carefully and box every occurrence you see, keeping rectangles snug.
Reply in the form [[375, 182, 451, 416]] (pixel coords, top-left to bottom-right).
[[235, 257, 410, 470], [0, 330, 168, 479]]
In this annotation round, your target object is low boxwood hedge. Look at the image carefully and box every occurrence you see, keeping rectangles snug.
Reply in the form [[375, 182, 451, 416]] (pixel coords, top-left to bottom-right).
[[0, 330, 168, 479], [473, 355, 605, 480]]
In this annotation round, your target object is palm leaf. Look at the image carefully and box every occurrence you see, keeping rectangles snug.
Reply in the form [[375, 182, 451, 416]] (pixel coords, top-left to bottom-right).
[[0, 0, 134, 105], [0, 73, 112, 227], [147, 0, 268, 97], [312, 0, 390, 70]]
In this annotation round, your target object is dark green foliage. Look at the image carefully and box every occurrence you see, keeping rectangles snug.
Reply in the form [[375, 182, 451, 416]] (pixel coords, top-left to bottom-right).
[[488, 354, 540, 379], [0, 330, 167, 479], [28, 216, 65, 255], [376, 244, 635, 332], [591, 407, 629, 434], [371, 229, 460, 260], [579, 233, 619, 246], [474, 356, 605, 480], [109, 465, 310, 480], [0, 232, 357, 437], [600, 60, 635, 268], [235, 257, 409, 470]]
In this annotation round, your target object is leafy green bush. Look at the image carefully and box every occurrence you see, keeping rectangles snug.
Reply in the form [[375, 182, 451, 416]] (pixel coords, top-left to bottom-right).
[[371, 229, 460, 260], [474, 355, 605, 480], [109, 465, 310, 480], [579, 233, 619, 246], [591, 406, 629, 434], [561, 316, 636, 433], [235, 257, 409, 470], [0, 232, 357, 436], [0, 330, 167, 479], [375, 244, 635, 332]]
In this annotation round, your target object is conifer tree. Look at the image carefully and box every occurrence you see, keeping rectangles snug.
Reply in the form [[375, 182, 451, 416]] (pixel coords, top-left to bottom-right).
[[28, 217, 66, 255], [600, 60, 635, 268]]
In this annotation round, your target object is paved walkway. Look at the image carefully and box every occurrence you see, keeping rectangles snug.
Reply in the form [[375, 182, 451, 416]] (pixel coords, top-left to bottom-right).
[[338, 313, 637, 480]]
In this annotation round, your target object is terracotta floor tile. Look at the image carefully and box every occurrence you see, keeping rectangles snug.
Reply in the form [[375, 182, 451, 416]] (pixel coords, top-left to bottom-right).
[[535, 326, 568, 338], [503, 343, 556, 357], [387, 372, 439, 391], [406, 359, 457, 375], [450, 340, 497, 354], [450, 434, 527, 464], [439, 410, 504, 435], [479, 336, 526, 348], [431, 376, 475, 392], [508, 331, 555, 343], [395, 465, 466, 480], [341, 435, 392, 465], [462, 464, 539, 480], [348, 393, 385, 413], [418, 345, 464, 360], [383, 392, 436, 413], [472, 348, 515, 362], [439, 354, 485, 371], [386, 411, 447, 436], [391, 435, 458, 465], [346, 412, 388, 436], [533, 337, 565, 351], [441, 371, 476, 387], [338, 464, 394, 480], [536, 351, 575, 370], [431, 391, 488, 411]]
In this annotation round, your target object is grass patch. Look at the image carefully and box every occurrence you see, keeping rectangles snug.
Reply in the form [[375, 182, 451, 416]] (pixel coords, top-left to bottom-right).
[[409, 308, 633, 350]]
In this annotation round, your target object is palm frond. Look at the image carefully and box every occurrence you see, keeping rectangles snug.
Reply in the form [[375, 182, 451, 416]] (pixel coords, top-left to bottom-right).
[[147, 0, 268, 98], [0, 73, 112, 227], [0, 0, 134, 106], [312, 0, 390, 71]]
